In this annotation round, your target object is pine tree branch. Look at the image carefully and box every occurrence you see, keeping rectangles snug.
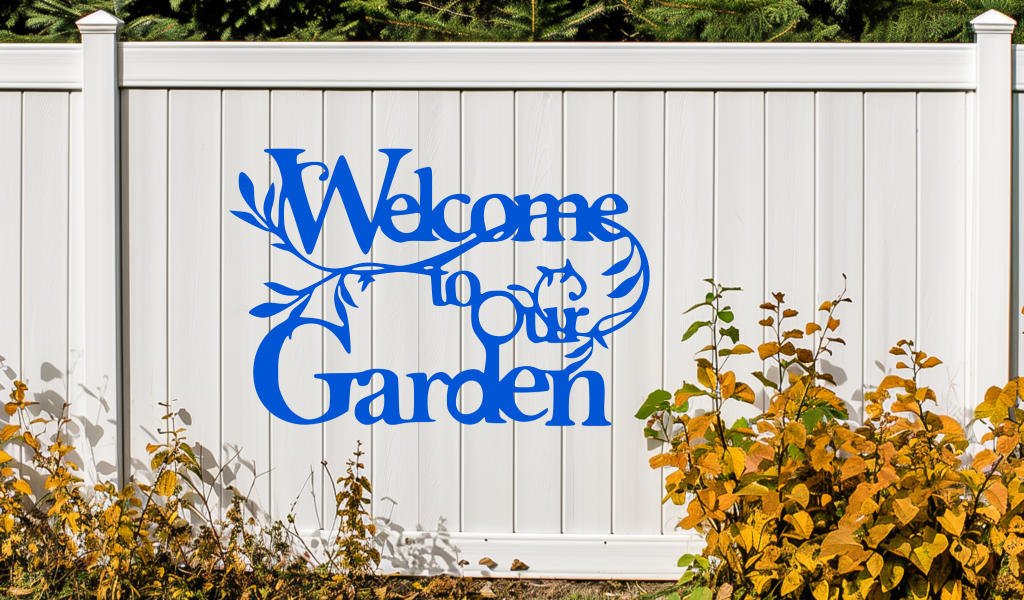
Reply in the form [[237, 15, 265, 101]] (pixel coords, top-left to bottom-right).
[[366, 15, 469, 37], [767, 18, 798, 41], [620, 0, 659, 29], [419, 2, 478, 22], [654, 2, 739, 16]]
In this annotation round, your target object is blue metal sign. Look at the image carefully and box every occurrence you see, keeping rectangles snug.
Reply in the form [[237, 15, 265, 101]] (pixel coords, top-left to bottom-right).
[[233, 149, 649, 426]]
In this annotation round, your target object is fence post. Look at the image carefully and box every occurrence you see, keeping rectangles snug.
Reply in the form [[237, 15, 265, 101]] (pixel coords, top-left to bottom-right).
[[971, 10, 1016, 412], [75, 11, 124, 487]]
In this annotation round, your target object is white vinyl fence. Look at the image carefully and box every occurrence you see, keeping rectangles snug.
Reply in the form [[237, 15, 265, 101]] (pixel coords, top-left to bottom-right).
[[0, 8, 1022, 579]]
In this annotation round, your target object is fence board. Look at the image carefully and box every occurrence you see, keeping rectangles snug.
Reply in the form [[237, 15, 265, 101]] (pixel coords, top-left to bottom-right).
[[663, 91, 714, 534], [322, 91, 374, 523], [416, 90, 462, 535], [22, 92, 69, 490], [221, 90, 271, 515], [715, 92, 766, 415], [372, 90, 420, 531], [864, 93, 917, 390], [461, 91, 515, 533], [563, 91, 613, 535], [514, 91, 563, 534], [918, 92, 967, 422], [168, 89, 222, 517], [815, 92, 865, 417], [765, 92, 815, 347], [68, 91, 86, 474], [612, 91, 664, 535], [268, 90, 324, 528], [124, 89, 168, 484], [0, 92, 21, 463]]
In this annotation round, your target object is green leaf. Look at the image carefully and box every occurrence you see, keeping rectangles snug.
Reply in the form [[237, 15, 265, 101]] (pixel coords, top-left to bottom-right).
[[683, 302, 711, 315], [677, 554, 695, 568], [802, 407, 825, 432], [678, 571, 695, 584], [694, 556, 710, 569], [751, 371, 779, 390], [719, 326, 739, 344], [823, 405, 849, 421], [636, 389, 672, 419], [667, 593, 680, 600], [787, 444, 806, 460], [678, 383, 702, 395], [717, 310, 734, 323], [682, 320, 711, 341]]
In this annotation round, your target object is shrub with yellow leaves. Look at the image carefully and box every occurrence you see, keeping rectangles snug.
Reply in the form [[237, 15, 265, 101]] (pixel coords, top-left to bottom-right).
[[642, 278, 1024, 600], [0, 385, 380, 599]]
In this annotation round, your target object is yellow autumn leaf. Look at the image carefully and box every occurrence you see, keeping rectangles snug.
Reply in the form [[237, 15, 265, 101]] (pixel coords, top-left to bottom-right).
[[0, 424, 18, 442], [866, 552, 883, 577], [720, 371, 736, 400], [781, 571, 802, 596], [811, 581, 828, 600], [0, 450, 12, 464], [893, 497, 920, 525], [783, 511, 814, 539], [790, 483, 810, 508], [727, 447, 745, 476], [758, 342, 780, 360], [938, 508, 965, 538], [908, 575, 929, 600], [880, 560, 905, 592], [730, 344, 754, 355], [985, 481, 1009, 515], [155, 470, 177, 497], [736, 482, 770, 496], [11, 479, 31, 496], [909, 527, 948, 574], [940, 580, 962, 600]]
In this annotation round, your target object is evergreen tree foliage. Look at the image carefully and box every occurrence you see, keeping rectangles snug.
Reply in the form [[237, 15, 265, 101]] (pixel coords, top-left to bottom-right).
[[0, 0, 194, 41], [345, 0, 613, 41], [621, 0, 842, 42], [1, 0, 1023, 43]]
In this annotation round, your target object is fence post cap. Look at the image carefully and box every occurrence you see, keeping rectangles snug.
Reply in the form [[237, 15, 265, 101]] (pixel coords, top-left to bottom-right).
[[971, 9, 1016, 34], [76, 10, 124, 35]]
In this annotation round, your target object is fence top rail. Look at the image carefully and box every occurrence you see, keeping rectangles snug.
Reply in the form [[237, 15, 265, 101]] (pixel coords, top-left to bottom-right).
[[0, 41, 983, 92]]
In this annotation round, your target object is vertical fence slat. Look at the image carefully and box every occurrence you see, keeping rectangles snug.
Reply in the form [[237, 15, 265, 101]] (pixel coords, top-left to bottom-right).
[[514, 91, 563, 534], [714, 92, 765, 409], [663, 91, 714, 534], [221, 90, 271, 515], [68, 90, 85, 478], [323, 91, 374, 523], [612, 91, 664, 535], [168, 89, 222, 517], [815, 92, 865, 417], [863, 93, 917, 389], [417, 90, 462, 534], [462, 91, 515, 534], [21, 92, 69, 492], [563, 91, 613, 535], [765, 92, 815, 336], [124, 89, 168, 483], [918, 92, 967, 423], [371, 90, 420, 531], [268, 90, 324, 528], [0, 92, 21, 459]]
